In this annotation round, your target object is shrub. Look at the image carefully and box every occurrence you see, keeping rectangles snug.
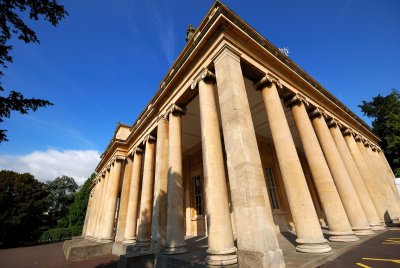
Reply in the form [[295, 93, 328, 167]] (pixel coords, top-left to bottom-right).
[[68, 225, 83, 236], [38, 228, 71, 242]]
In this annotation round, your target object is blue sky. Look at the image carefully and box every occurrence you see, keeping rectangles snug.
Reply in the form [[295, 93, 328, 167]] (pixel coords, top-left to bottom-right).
[[0, 0, 399, 183]]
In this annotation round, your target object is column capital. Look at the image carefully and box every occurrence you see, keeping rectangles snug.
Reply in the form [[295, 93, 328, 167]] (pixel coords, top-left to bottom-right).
[[285, 93, 309, 108], [254, 73, 283, 91], [191, 68, 216, 90], [326, 118, 340, 128], [354, 134, 363, 142], [130, 147, 143, 157], [341, 127, 354, 137], [157, 112, 169, 123], [370, 145, 380, 152], [102, 171, 106, 177], [143, 134, 156, 145], [363, 138, 371, 147], [167, 103, 186, 117], [106, 164, 111, 170], [308, 107, 327, 119], [114, 155, 126, 163]]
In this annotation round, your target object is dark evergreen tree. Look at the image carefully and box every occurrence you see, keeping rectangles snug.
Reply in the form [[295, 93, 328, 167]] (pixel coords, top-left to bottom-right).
[[45, 176, 78, 227], [0, 170, 48, 246], [67, 173, 95, 229], [359, 89, 400, 176]]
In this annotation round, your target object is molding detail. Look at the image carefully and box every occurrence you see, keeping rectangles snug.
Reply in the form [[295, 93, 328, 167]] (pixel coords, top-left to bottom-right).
[[308, 107, 326, 119], [130, 147, 143, 157], [167, 103, 186, 116], [341, 127, 353, 137], [190, 68, 216, 90], [115, 155, 126, 162], [327, 118, 340, 128], [255, 73, 283, 91], [285, 93, 309, 108], [143, 134, 156, 145], [157, 112, 169, 123]]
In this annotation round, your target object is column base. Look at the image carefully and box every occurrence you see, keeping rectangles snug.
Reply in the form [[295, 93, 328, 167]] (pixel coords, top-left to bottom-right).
[[383, 220, 393, 227], [353, 228, 374, 236], [122, 238, 136, 245], [134, 239, 151, 252], [96, 238, 113, 243], [328, 231, 359, 242], [206, 254, 237, 266], [237, 249, 285, 268], [391, 218, 400, 224], [370, 224, 386, 231], [296, 239, 332, 254], [163, 244, 188, 255], [206, 246, 237, 266]]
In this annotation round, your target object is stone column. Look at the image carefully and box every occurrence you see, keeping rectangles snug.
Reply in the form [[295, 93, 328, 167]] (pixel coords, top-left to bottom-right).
[[88, 178, 103, 239], [82, 188, 94, 237], [288, 95, 357, 242], [95, 168, 111, 239], [151, 115, 169, 250], [136, 135, 156, 250], [114, 157, 133, 242], [357, 139, 395, 223], [90, 181, 103, 239], [101, 156, 124, 242], [256, 75, 331, 254], [328, 121, 377, 234], [213, 46, 285, 268], [123, 148, 143, 244], [310, 109, 371, 235], [192, 69, 237, 265], [164, 104, 187, 255], [83, 188, 96, 238], [379, 150, 398, 184], [365, 143, 400, 222], [344, 133, 387, 225], [355, 135, 392, 223], [371, 147, 400, 202]]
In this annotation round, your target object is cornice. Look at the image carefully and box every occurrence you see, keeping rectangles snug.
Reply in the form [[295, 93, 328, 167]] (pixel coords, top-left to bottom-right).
[[96, 0, 380, 172]]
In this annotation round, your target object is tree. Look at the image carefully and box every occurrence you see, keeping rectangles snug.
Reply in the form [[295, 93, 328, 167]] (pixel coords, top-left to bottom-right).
[[0, 170, 48, 246], [45, 176, 78, 227], [359, 89, 400, 176], [0, 0, 68, 142], [67, 173, 95, 229]]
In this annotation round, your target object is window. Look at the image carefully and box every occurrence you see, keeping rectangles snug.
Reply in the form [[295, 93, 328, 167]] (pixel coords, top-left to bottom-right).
[[265, 168, 280, 209], [193, 176, 203, 215]]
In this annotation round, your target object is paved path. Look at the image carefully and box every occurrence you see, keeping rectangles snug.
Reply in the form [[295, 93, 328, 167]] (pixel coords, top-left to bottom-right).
[[322, 228, 400, 268], [0, 242, 119, 268]]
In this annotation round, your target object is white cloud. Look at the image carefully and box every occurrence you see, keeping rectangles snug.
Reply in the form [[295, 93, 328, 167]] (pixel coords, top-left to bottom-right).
[[0, 149, 101, 185]]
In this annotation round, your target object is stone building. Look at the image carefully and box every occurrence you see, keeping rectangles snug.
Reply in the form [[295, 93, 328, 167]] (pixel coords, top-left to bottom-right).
[[80, 2, 400, 267]]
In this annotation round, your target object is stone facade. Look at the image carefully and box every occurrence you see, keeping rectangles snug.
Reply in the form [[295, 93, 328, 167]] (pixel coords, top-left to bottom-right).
[[81, 2, 400, 267]]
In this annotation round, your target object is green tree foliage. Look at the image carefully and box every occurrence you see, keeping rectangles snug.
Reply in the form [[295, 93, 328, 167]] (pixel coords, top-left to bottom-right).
[[67, 173, 95, 229], [359, 89, 400, 176], [0, 170, 48, 246], [0, 0, 68, 142], [45, 176, 78, 228]]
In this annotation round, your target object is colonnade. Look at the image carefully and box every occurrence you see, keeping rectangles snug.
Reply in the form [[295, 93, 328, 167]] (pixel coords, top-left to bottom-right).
[[82, 45, 400, 267]]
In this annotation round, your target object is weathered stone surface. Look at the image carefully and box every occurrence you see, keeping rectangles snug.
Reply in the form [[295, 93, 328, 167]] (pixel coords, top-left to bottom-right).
[[63, 239, 113, 262], [290, 100, 356, 242]]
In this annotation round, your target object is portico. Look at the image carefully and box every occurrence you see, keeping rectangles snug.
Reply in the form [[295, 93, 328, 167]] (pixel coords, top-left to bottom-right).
[[79, 2, 400, 267]]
